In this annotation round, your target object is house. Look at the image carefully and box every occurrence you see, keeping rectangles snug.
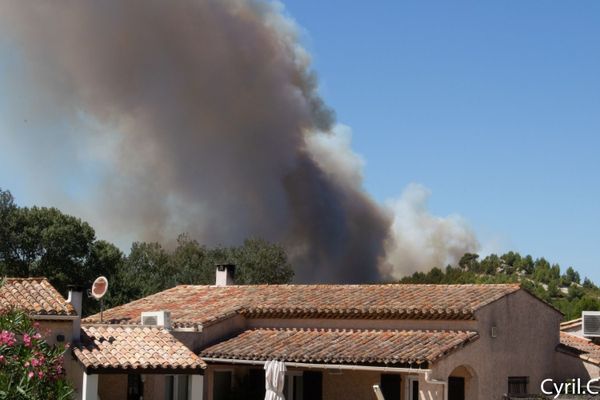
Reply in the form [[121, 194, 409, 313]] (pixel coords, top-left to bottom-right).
[[0, 277, 205, 400], [80, 265, 569, 400], [556, 317, 600, 381], [0, 278, 83, 395]]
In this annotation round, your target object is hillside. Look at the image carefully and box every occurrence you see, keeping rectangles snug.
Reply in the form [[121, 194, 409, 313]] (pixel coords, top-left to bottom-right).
[[399, 252, 600, 320]]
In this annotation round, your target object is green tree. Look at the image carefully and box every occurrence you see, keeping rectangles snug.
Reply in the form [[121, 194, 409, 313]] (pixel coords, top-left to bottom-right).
[[0, 188, 123, 298], [564, 267, 581, 285], [458, 253, 479, 272], [480, 254, 501, 275], [109, 242, 172, 307], [230, 238, 294, 284]]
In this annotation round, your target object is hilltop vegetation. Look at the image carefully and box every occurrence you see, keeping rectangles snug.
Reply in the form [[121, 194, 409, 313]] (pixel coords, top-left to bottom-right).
[[399, 252, 599, 320]]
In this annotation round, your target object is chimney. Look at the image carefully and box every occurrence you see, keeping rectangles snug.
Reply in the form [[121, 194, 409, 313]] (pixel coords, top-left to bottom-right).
[[67, 285, 83, 342], [215, 264, 236, 286]]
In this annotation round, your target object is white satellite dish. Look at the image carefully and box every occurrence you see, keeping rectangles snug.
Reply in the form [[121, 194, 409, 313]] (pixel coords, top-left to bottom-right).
[[91, 276, 109, 300]]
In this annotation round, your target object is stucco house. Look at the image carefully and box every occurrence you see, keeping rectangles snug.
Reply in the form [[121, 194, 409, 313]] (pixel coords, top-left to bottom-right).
[[4, 273, 599, 400], [0, 277, 205, 400], [555, 317, 600, 382], [80, 265, 570, 400]]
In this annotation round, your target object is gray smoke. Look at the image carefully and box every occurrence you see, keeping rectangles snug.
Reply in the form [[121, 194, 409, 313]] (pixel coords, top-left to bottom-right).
[[0, 0, 478, 282]]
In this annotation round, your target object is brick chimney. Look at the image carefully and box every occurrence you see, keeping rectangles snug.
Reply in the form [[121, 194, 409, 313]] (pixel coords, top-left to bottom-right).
[[215, 264, 236, 286], [67, 285, 83, 342]]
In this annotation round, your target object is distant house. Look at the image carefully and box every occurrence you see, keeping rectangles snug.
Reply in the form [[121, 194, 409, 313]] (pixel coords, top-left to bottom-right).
[[556, 317, 600, 380], [80, 266, 568, 400]]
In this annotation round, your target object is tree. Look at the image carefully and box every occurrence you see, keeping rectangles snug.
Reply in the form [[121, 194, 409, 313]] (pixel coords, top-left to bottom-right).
[[0, 308, 73, 400], [458, 253, 479, 272], [109, 242, 172, 307], [480, 254, 501, 275], [230, 238, 294, 284], [0, 189, 101, 294], [564, 267, 581, 285]]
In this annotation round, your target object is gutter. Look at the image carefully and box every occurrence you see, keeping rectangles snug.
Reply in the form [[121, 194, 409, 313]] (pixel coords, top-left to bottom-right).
[[201, 357, 431, 374], [34, 315, 78, 321]]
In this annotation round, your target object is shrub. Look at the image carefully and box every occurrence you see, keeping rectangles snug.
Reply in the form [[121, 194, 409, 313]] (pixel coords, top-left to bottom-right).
[[0, 309, 73, 399]]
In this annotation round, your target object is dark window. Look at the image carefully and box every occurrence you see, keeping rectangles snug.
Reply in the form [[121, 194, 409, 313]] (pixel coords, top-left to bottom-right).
[[247, 369, 266, 400], [293, 375, 304, 400], [448, 377, 465, 400], [302, 371, 322, 400], [380, 374, 401, 400], [411, 379, 419, 400], [214, 371, 233, 400], [165, 376, 174, 400], [177, 375, 189, 400], [508, 376, 529, 395], [127, 374, 143, 400]]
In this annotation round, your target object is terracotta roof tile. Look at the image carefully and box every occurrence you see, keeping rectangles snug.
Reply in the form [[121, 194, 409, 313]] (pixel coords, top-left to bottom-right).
[[558, 332, 600, 366], [0, 277, 76, 317], [560, 318, 582, 331], [200, 328, 478, 366], [73, 325, 206, 372], [85, 284, 521, 328]]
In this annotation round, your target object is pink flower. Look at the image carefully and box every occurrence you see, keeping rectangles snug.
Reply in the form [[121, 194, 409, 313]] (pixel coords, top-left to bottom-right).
[[28, 371, 34, 379], [38, 371, 44, 379], [0, 330, 16, 346], [31, 358, 41, 367], [23, 334, 32, 347], [0, 355, 5, 363]]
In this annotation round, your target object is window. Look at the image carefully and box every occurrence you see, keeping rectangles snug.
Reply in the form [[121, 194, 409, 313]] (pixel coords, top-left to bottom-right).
[[165, 376, 189, 400], [213, 370, 233, 400], [380, 374, 401, 400], [302, 371, 322, 400], [508, 376, 529, 395], [405, 376, 419, 400], [284, 371, 304, 400]]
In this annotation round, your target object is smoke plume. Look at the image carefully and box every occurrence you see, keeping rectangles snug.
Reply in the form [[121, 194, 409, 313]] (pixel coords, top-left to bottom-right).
[[0, 0, 478, 282]]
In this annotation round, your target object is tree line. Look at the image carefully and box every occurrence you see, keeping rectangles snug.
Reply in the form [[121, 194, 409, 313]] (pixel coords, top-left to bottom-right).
[[399, 252, 600, 320], [0, 188, 293, 315]]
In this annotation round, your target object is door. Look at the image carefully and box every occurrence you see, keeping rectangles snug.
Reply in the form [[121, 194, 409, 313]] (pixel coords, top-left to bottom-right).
[[380, 374, 401, 400], [127, 374, 143, 400], [448, 377, 465, 400]]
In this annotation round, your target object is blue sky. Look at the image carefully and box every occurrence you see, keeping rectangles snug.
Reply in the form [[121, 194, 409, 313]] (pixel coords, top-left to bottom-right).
[[281, 1, 600, 278], [1, 1, 599, 281]]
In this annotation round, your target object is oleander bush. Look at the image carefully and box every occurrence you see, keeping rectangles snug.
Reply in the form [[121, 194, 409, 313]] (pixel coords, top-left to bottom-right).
[[0, 308, 73, 400]]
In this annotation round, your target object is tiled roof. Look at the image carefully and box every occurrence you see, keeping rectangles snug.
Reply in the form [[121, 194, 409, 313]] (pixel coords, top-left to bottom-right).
[[73, 325, 206, 373], [85, 284, 521, 328], [560, 318, 582, 331], [200, 328, 479, 367], [0, 278, 76, 317], [558, 332, 600, 366]]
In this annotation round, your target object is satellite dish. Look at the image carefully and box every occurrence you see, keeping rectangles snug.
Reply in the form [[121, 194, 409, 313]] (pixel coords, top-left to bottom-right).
[[91, 276, 108, 300]]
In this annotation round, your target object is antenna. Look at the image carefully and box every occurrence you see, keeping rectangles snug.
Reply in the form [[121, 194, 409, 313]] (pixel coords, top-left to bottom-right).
[[91, 276, 109, 322]]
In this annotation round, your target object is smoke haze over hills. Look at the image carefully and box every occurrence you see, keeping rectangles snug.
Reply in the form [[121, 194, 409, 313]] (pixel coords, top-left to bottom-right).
[[0, 0, 478, 282]]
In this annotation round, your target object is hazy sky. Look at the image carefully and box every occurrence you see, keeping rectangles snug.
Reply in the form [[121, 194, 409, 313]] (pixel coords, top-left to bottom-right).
[[1, 1, 599, 281]]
